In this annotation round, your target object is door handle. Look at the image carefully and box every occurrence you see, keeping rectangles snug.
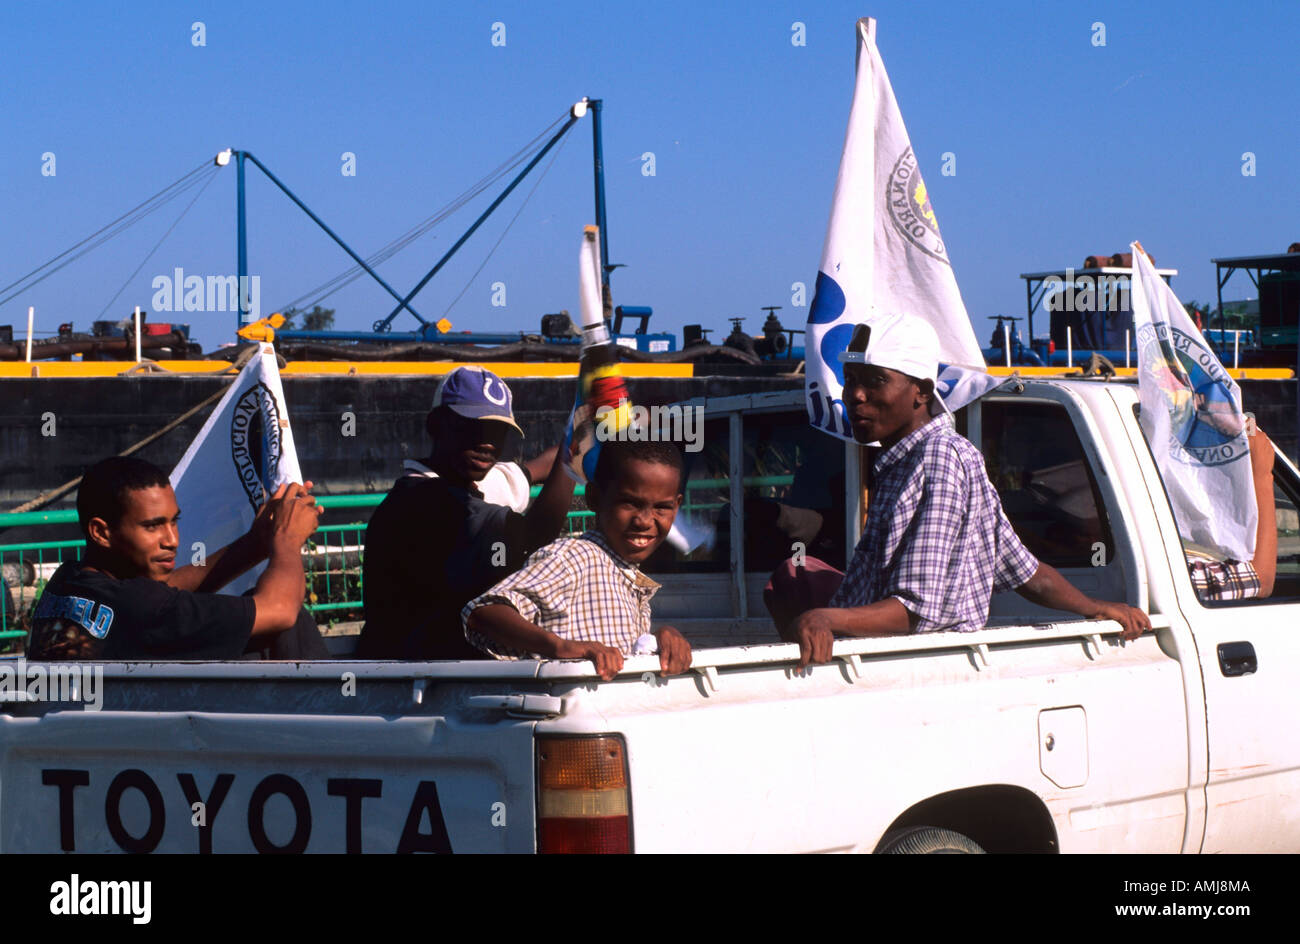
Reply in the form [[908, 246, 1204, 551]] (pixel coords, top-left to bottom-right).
[[1217, 642, 1257, 677]]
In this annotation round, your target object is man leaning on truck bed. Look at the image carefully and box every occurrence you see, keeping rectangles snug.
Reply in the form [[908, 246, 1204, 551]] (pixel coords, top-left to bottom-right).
[[767, 311, 1151, 669]]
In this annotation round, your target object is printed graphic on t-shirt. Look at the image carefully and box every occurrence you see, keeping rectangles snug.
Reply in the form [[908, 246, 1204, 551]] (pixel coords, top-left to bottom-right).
[[33, 590, 115, 638]]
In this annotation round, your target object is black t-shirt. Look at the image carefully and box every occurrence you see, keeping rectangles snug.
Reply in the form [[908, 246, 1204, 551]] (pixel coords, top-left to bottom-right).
[[25, 559, 256, 660], [358, 475, 529, 659]]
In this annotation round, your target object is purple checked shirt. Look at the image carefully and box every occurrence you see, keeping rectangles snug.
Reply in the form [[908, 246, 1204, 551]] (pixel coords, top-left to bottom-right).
[[830, 415, 1040, 633]]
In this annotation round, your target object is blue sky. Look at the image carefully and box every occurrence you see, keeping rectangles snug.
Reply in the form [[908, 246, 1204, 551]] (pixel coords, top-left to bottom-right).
[[2, 0, 1297, 354]]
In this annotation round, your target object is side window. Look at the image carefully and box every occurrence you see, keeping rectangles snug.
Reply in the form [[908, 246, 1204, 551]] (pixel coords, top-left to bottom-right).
[[979, 401, 1115, 568]]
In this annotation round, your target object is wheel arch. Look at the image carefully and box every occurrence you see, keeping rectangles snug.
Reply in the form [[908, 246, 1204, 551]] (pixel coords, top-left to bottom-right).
[[875, 784, 1059, 854]]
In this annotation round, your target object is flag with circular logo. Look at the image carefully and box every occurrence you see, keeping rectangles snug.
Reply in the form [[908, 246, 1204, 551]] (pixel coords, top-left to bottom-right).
[[1131, 241, 1257, 561], [170, 343, 304, 595], [805, 18, 986, 440]]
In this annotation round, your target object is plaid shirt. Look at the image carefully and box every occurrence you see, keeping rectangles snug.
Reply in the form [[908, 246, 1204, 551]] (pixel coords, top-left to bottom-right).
[[1188, 558, 1261, 601], [462, 530, 661, 659], [830, 415, 1040, 633]]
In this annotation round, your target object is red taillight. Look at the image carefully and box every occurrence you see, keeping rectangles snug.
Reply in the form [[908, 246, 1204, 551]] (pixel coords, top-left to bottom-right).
[[538, 817, 630, 854], [536, 735, 631, 854]]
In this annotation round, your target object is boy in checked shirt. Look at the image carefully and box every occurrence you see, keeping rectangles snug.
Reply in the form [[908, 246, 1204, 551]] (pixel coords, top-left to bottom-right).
[[463, 441, 693, 680]]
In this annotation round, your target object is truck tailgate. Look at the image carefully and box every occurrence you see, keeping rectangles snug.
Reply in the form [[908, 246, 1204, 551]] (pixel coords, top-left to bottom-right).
[[0, 663, 544, 853]]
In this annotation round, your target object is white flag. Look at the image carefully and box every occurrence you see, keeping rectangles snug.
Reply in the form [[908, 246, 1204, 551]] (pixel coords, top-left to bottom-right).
[[562, 225, 632, 484], [170, 343, 304, 595], [1130, 241, 1257, 561], [805, 18, 986, 439]]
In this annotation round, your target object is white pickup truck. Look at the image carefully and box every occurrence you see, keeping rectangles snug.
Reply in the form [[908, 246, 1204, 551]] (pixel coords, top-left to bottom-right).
[[2, 377, 1298, 854]]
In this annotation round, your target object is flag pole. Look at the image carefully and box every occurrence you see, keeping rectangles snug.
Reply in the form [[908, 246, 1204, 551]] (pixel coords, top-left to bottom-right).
[[845, 17, 878, 567]]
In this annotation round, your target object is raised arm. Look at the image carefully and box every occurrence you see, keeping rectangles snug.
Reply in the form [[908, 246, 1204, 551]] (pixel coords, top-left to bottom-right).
[[1249, 429, 1277, 597], [522, 448, 576, 552], [519, 446, 559, 486], [164, 482, 312, 593], [248, 485, 321, 639]]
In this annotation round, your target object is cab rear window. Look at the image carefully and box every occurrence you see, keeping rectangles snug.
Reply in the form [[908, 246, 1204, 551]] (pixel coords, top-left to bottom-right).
[[979, 400, 1115, 568]]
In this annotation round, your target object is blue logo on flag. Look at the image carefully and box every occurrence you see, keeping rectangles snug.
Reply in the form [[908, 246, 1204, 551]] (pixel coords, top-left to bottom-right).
[[807, 272, 846, 326]]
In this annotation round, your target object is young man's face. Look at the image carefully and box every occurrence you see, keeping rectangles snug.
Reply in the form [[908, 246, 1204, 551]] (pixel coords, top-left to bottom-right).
[[591, 459, 682, 565], [433, 411, 512, 484], [89, 485, 181, 580], [842, 364, 932, 447]]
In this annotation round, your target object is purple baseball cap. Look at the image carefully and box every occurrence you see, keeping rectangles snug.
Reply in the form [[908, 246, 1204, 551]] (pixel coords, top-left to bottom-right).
[[431, 366, 524, 436]]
